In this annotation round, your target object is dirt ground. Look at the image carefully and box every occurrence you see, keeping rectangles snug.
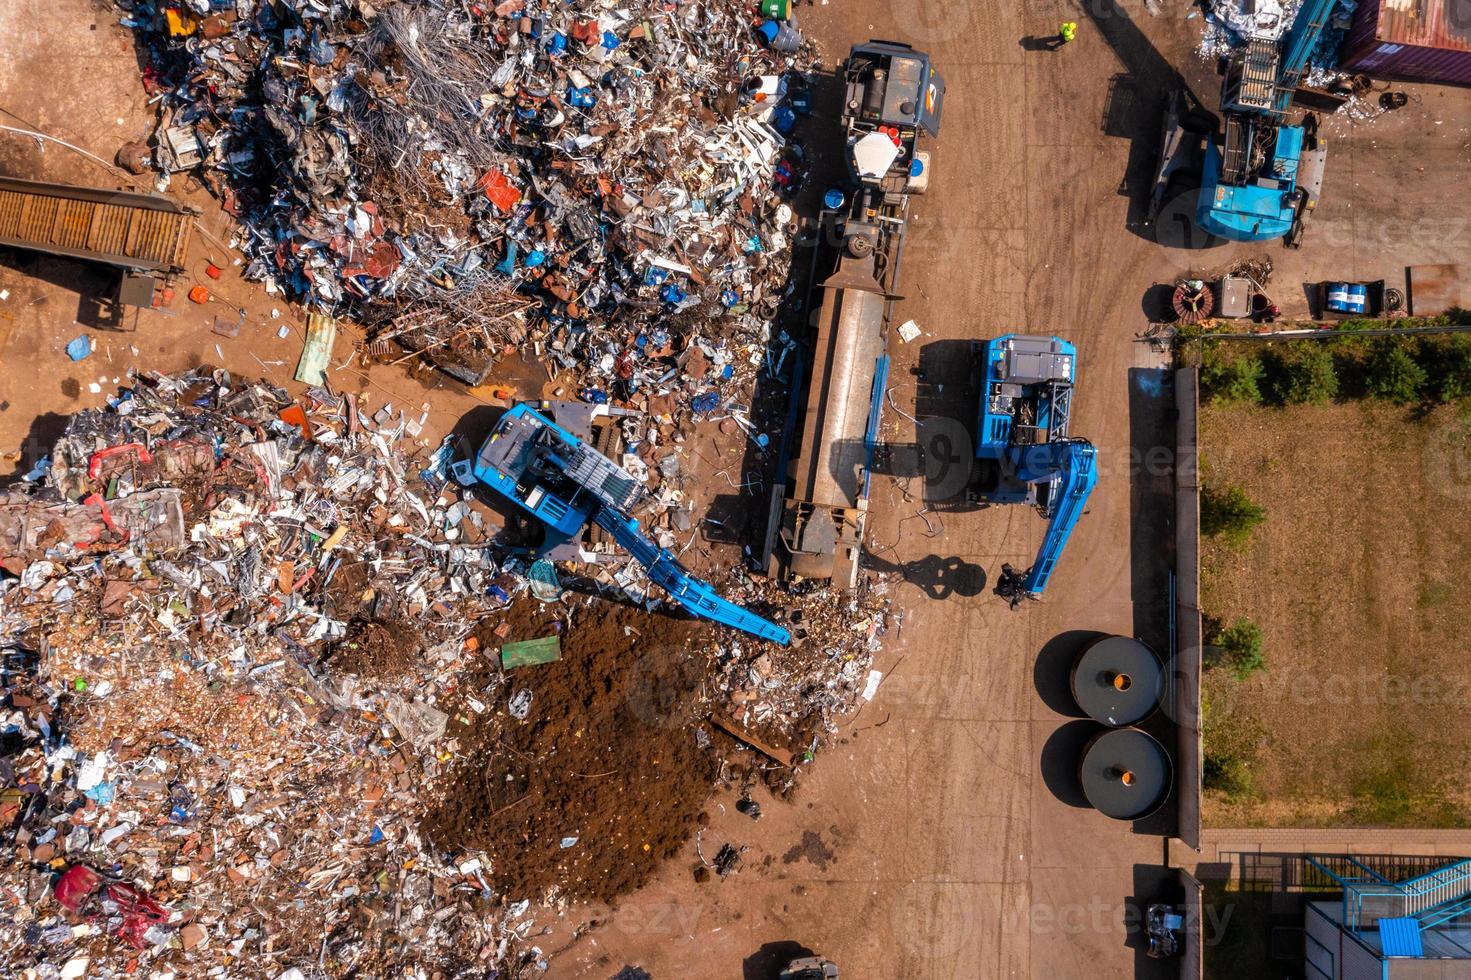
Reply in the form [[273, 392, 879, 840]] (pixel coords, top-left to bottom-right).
[[1200, 400, 1471, 828], [424, 602, 720, 904], [1, 0, 1470, 978]]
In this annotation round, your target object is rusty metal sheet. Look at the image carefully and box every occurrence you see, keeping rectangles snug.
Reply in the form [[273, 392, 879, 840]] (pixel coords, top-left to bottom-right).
[[1407, 263, 1466, 316]]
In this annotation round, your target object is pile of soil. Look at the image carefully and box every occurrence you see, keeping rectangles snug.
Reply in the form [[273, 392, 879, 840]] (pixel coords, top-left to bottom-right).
[[424, 600, 720, 903], [329, 619, 422, 678]]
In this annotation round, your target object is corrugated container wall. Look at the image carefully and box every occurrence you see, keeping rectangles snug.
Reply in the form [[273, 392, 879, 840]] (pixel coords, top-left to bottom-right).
[[1340, 0, 1471, 86]]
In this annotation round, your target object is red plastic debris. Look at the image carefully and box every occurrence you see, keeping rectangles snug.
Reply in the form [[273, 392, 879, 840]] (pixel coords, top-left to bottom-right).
[[478, 169, 523, 213], [53, 867, 172, 950], [341, 240, 402, 280], [54, 865, 102, 912], [105, 882, 170, 950], [88, 443, 155, 480]]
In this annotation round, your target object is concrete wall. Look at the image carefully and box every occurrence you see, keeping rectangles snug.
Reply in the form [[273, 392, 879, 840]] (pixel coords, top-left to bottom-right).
[[1179, 868, 1204, 980], [1306, 903, 1340, 979], [1174, 368, 1202, 852], [1391, 960, 1471, 979]]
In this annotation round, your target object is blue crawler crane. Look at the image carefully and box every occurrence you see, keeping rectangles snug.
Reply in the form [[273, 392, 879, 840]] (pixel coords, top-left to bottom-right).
[[973, 335, 1098, 606], [466, 402, 791, 646], [1152, 0, 1336, 247]]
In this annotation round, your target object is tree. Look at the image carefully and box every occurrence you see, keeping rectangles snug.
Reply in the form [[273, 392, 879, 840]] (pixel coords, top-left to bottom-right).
[[1213, 618, 1266, 680], [1433, 336, 1471, 403], [1365, 342, 1428, 404], [1267, 343, 1338, 406], [1202, 348, 1265, 405], [1201, 484, 1266, 548]]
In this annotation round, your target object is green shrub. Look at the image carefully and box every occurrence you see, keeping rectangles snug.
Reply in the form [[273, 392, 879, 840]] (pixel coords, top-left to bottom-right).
[[1365, 342, 1428, 404], [1266, 342, 1338, 405], [1202, 349, 1265, 405], [1433, 336, 1471, 403], [1204, 752, 1254, 798], [1201, 484, 1266, 547], [1213, 618, 1266, 680]]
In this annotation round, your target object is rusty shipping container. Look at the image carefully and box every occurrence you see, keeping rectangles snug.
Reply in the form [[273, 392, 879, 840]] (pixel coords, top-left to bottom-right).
[[1340, 0, 1471, 85]]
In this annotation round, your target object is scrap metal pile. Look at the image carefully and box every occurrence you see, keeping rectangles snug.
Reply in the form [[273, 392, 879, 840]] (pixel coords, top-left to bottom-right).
[[0, 371, 552, 976], [1199, 0, 1357, 74], [126, 0, 815, 389], [0, 373, 890, 975]]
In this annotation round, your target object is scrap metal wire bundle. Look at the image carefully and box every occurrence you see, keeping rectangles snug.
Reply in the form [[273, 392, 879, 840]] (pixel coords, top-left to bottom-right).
[[127, 0, 814, 393]]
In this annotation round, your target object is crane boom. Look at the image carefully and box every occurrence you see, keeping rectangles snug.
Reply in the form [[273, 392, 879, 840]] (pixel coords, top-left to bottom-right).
[[470, 403, 791, 646], [1012, 440, 1098, 597], [1277, 0, 1339, 113]]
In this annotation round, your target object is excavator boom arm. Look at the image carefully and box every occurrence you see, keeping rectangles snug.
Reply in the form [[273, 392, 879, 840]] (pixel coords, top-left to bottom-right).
[[1015, 439, 1098, 597]]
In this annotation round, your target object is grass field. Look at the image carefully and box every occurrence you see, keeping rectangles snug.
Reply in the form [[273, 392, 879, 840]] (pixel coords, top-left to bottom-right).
[[1200, 399, 1471, 827]]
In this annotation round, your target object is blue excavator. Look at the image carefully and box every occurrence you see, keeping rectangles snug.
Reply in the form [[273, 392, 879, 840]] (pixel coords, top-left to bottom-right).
[[1152, 0, 1336, 247], [973, 335, 1098, 607], [464, 401, 791, 646]]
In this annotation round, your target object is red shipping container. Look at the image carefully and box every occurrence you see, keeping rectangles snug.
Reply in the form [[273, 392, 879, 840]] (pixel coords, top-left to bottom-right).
[[1340, 0, 1471, 86]]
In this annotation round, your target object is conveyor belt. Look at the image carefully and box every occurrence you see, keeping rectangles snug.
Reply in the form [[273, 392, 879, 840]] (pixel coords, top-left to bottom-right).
[[0, 176, 192, 273]]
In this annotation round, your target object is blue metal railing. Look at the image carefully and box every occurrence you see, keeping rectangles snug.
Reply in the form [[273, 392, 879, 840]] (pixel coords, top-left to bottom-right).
[[1324, 857, 1471, 932], [1419, 895, 1471, 932]]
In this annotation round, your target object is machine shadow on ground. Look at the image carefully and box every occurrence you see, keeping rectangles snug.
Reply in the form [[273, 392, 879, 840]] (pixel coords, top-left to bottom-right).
[[0, 410, 69, 488], [860, 550, 987, 600], [1034, 629, 1110, 718], [0, 249, 128, 330], [859, 338, 981, 511], [742, 940, 819, 980], [1084, 0, 1221, 248]]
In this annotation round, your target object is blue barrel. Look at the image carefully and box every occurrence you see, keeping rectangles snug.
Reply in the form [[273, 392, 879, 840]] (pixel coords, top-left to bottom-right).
[[1326, 282, 1368, 315], [757, 19, 801, 53], [823, 188, 845, 210]]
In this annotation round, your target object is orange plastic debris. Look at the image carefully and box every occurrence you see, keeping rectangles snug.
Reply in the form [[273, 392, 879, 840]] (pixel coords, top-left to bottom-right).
[[478, 169, 522, 213], [164, 7, 199, 36], [187, 285, 210, 304]]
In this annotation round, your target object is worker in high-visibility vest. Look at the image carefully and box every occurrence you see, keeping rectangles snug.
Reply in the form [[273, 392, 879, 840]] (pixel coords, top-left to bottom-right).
[[1047, 21, 1078, 49]]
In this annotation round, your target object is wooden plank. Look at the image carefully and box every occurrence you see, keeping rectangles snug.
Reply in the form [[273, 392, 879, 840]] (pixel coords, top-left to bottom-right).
[[709, 713, 797, 766], [123, 207, 142, 257], [0, 191, 22, 236]]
